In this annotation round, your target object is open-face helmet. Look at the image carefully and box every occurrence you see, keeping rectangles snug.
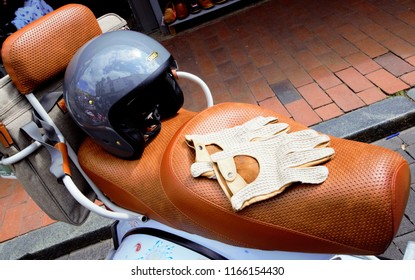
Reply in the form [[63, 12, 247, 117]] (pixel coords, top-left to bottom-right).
[[63, 30, 184, 159]]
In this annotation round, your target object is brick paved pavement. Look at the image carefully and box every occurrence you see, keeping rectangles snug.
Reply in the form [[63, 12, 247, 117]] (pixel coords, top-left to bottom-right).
[[162, 0, 415, 126]]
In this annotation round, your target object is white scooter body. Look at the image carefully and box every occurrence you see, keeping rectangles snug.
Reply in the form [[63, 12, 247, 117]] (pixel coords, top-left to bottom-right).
[[108, 218, 335, 260], [110, 217, 415, 260]]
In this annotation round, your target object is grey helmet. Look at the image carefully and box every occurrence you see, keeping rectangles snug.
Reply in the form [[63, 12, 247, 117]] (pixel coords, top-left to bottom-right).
[[63, 30, 184, 159]]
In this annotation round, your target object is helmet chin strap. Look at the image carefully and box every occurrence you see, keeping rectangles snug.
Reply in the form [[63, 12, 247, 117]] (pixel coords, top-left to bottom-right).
[[143, 105, 162, 142]]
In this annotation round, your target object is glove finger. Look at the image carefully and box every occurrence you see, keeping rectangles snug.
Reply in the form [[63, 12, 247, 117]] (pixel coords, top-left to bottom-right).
[[283, 166, 330, 185], [283, 147, 335, 168], [244, 116, 278, 130], [235, 117, 287, 142], [190, 161, 216, 178], [281, 134, 331, 153], [185, 133, 219, 148], [248, 122, 290, 141], [262, 129, 320, 144], [202, 116, 277, 141], [185, 117, 278, 148], [283, 129, 322, 140]]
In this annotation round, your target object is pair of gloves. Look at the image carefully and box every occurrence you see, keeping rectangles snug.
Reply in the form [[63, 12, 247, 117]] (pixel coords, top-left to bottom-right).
[[185, 116, 335, 211]]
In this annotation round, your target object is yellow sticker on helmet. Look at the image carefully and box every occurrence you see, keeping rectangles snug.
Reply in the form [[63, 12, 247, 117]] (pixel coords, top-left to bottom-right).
[[147, 51, 159, 62]]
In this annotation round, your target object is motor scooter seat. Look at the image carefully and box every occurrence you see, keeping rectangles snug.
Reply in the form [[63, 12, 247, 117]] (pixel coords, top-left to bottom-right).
[[78, 102, 411, 255]]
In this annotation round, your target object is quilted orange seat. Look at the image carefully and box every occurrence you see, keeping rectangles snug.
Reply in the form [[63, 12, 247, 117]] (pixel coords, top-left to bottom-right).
[[78, 102, 411, 255]]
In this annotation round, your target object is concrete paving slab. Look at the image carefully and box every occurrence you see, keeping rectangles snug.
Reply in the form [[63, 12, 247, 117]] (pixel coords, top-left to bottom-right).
[[408, 88, 415, 101], [381, 242, 404, 260], [398, 129, 415, 146], [404, 188, 415, 225], [372, 136, 405, 151], [393, 231, 415, 258], [396, 216, 415, 237]]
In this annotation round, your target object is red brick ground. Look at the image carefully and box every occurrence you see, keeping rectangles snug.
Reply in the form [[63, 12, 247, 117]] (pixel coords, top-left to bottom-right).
[[163, 0, 415, 119]]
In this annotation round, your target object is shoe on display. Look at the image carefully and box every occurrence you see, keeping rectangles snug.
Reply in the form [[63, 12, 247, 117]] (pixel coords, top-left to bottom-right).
[[188, 0, 202, 14], [164, 1, 176, 24], [175, 0, 189, 19], [198, 0, 215, 9]]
